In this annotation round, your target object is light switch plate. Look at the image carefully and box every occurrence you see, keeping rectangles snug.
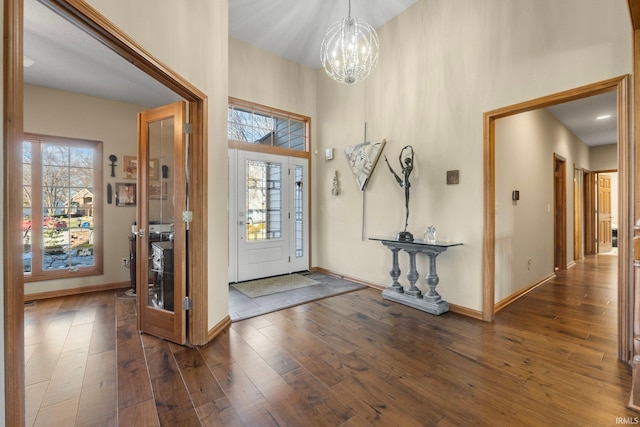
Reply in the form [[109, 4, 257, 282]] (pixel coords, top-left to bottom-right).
[[325, 148, 334, 160]]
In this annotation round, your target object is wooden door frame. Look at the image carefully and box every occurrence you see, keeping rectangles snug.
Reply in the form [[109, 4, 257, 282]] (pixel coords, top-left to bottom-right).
[[554, 154, 568, 271], [584, 170, 597, 256], [595, 170, 618, 253], [483, 76, 630, 364], [4, 1, 209, 424], [573, 165, 583, 262], [41, 3, 210, 344]]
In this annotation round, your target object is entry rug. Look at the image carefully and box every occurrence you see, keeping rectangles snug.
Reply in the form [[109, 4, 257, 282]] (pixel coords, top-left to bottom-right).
[[232, 274, 320, 298]]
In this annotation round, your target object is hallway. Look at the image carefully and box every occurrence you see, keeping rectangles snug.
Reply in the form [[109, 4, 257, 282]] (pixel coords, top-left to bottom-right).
[[24, 254, 637, 425]]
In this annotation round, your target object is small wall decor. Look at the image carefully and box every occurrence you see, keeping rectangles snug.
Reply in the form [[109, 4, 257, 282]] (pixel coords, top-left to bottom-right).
[[149, 181, 168, 200], [107, 183, 113, 204], [331, 171, 340, 196], [123, 156, 160, 180], [123, 156, 137, 179], [345, 139, 386, 191], [148, 159, 159, 180], [108, 154, 117, 177], [446, 170, 459, 185], [115, 182, 136, 206]]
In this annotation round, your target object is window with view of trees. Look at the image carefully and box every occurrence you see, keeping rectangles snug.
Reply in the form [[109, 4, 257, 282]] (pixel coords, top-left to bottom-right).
[[23, 134, 103, 280], [228, 101, 309, 151]]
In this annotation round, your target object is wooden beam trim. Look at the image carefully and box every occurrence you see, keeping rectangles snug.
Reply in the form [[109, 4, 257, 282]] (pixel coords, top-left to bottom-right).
[[4, 0, 26, 425]]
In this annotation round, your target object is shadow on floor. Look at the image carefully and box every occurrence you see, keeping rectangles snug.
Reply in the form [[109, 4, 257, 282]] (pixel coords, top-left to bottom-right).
[[229, 271, 367, 322]]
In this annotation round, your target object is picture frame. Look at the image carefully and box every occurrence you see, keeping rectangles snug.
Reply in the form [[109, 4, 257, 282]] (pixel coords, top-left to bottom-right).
[[123, 155, 137, 179], [122, 156, 159, 180], [149, 158, 159, 180], [115, 182, 136, 207], [149, 181, 168, 200]]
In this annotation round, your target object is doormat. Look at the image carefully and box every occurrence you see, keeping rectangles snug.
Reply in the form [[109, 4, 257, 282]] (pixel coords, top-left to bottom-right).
[[232, 274, 320, 298]]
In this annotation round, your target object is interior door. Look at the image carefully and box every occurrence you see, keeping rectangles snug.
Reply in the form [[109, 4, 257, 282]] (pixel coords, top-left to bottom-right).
[[597, 174, 613, 253], [137, 101, 187, 344], [231, 150, 309, 282], [554, 156, 567, 270]]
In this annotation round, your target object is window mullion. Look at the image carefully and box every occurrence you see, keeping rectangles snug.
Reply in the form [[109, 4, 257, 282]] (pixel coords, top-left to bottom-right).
[[31, 139, 44, 275]]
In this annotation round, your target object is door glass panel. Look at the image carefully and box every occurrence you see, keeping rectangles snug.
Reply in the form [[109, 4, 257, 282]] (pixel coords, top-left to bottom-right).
[[246, 159, 281, 241], [147, 118, 175, 312], [294, 165, 304, 258]]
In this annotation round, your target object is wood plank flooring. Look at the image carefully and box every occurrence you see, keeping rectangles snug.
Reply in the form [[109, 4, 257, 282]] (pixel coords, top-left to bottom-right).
[[25, 255, 639, 426]]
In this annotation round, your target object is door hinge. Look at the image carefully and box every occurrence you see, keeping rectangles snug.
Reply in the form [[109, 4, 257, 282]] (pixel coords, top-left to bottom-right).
[[182, 297, 192, 311], [183, 123, 193, 134], [182, 211, 193, 222]]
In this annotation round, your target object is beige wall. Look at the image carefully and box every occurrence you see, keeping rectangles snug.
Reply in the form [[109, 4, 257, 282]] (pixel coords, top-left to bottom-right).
[[84, 0, 229, 329], [315, 0, 631, 311], [228, 38, 319, 269], [494, 109, 590, 302], [23, 85, 146, 295], [591, 143, 618, 170], [229, 38, 317, 119]]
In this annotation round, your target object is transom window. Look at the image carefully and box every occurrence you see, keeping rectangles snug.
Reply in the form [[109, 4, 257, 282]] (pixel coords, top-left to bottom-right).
[[228, 99, 309, 152], [23, 134, 103, 280]]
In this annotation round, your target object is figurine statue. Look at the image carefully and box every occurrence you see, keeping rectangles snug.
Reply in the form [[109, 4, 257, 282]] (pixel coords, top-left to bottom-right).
[[331, 171, 340, 196], [424, 225, 436, 243], [384, 145, 414, 241]]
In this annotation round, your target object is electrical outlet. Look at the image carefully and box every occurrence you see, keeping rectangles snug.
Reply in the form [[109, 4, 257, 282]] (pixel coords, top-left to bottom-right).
[[122, 257, 128, 266]]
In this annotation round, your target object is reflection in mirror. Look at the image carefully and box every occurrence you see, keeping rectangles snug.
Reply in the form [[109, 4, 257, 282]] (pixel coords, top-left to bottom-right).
[[148, 118, 175, 312]]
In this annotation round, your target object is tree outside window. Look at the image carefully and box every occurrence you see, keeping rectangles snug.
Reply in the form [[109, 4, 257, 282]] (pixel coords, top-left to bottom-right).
[[23, 134, 103, 280]]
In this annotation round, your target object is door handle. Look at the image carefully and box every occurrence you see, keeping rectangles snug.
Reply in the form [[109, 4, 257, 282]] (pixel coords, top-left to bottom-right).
[[238, 221, 245, 226]]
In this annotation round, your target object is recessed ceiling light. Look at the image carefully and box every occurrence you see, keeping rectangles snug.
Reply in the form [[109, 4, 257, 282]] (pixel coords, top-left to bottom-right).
[[23, 55, 35, 67], [596, 114, 611, 120]]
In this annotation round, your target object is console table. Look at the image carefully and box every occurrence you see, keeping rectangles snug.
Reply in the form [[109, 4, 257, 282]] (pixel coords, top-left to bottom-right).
[[369, 237, 462, 315]]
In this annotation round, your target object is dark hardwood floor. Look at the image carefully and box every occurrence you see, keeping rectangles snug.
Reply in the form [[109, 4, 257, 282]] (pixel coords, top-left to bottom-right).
[[25, 254, 638, 426]]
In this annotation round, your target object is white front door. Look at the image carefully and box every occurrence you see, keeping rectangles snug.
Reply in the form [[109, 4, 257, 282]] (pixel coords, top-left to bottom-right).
[[229, 149, 308, 282]]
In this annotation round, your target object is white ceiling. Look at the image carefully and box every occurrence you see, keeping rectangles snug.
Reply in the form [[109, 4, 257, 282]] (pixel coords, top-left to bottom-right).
[[24, 0, 179, 107], [546, 92, 617, 147], [24, 0, 618, 146], [229, 0, 418, 69]]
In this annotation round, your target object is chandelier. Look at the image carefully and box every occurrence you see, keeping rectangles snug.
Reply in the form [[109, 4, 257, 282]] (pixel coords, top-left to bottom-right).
[[320, 0, 379, 85]]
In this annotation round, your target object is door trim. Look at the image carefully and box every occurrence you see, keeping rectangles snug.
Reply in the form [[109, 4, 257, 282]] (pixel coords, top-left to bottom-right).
[[4, 2, 210, 424], [554, 154, 567, 271], [483, 75, 630, 363], [4, 0, 26, 424], [584, 170, 597, 256], [228, 149, 310, 283], [36, 0, 209, 346]]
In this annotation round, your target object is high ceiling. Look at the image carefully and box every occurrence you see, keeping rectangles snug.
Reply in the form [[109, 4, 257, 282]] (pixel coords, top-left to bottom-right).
[[229, 0, 418, 69], [24, 0, 618, 146]]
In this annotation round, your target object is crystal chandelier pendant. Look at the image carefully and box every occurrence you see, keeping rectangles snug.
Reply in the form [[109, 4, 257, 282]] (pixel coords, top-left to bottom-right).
[[320, 1, 379, 85]]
